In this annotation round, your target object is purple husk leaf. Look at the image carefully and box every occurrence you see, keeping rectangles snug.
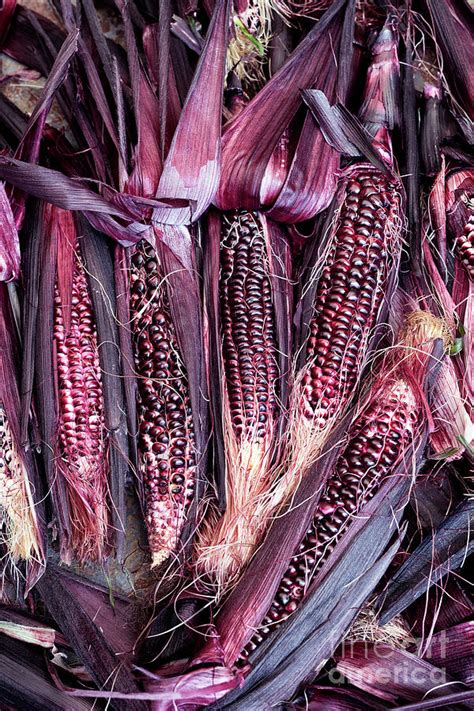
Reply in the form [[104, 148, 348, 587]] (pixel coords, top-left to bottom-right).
[[114, 245, 140, 489], [79, 0, 116, 99], [300, 15, 401, 175], [142, 22, 182, 156], [8, 27, 79, 229], [153, 224, 209, 554], [413, 620, 474, 686], [215, 519, 404, 708], [424, 0, 474, 121], [216, 0, 352, 219], [203, 211, 226, 507], [0, 94, 28, 148], [152, 0, 231, 225], [401, 17, 424, 282], [157, 0, 173, 157], [45, 567, 139, 659], [420, 83, 445, 177], [392, 690, 474, 710], [75, 38, 124, 163], [266, 0, 357, 223], [377, 498, 474, 625], [1, 6, 65, 74], [78, 217, 130, 560], [403, 577, 474, 640], [0, 606, 70, 649], [36, 566, 146, 711], [292, 685, 388, 710], [301, 91, 390, 173], [30, 205, 72, 559], [0, 635, 92, 711], [0, 156, 149, 246], [0, 183, 20, 282], [410, 464, 462, 531]]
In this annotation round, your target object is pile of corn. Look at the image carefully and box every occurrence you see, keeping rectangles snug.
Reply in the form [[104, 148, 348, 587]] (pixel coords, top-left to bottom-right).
[[0, 0, 472, 708]]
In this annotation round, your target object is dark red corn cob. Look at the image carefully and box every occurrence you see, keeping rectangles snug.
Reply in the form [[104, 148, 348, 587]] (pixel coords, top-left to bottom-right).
[[195, 211, 286, 589], [241, 377, 420, 659], [53, 244, 109, 562], [220, 211, 279, 444], [238, 311, 449, 663], [301, 165, 402, 428], [446, 170, 474, 280], [130, 239, 196, 567]]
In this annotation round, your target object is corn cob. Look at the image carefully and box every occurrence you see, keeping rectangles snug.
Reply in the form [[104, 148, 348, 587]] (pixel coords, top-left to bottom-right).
[[220, 212, 279, 444], [130, 239, 196, 567], [195, 211, 286, 589], [53, 244, 109, 562], [0, 404, 41, 564], [275, 163, 403, 506], [239, 311, 448, 662], [301, 165, 402, 427]]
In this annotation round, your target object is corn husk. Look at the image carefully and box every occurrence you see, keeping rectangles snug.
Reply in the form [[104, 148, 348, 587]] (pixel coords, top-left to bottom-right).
[[35, 565, 146, 711], [378, 498, 474, 625], [215, 0, 355, 221], [335, 642, 462, 704]]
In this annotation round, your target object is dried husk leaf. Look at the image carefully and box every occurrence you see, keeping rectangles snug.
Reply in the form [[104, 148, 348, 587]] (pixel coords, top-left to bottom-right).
[[291, 685, 387, 710], [0, 635, 92, 711], [78, 218, 130, 560], [36, 566, 146, 711], [1, 6, 65, 72], [378, 498, 474, 625], [0, 156, 150, 246], [215, 0, 353, 219], [152, 0, 232, 224], [404, 578, 473, 640], [415, 620, 474, 685], [421, 83, 444, 177], [335, 642, 462, 703], [0, 183, 20, 282], [424, 0, 474, 120], [142, 22, 181, 157]]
